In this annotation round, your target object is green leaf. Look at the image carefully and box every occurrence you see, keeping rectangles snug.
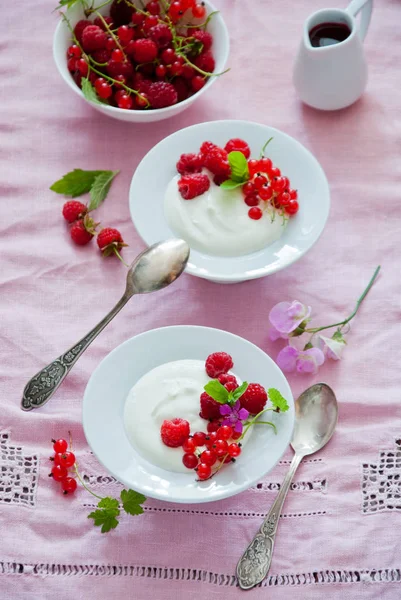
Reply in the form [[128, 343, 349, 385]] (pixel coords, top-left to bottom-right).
[[121, 489, 146, 516], [56, 0, 82, 9], [332, 330, 347, 344], [98, 497, 120, 511], [50, 169, 105, 197], [227, 151, 249, 183], [220, 179, 245, 190], [88, 497, 120, 533], [88, 170, 119, 210], [204, 380, 229, 404], [268, 388, 289, 413], [81, 77, 109, 106], [231, 381, 248, 401]]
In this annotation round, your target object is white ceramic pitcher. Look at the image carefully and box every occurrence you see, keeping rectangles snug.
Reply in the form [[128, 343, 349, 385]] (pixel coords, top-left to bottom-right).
[[293, 0, 373, 110]]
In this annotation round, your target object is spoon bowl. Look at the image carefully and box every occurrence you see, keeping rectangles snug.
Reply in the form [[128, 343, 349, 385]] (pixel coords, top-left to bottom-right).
[[292, 383, 338, 455]]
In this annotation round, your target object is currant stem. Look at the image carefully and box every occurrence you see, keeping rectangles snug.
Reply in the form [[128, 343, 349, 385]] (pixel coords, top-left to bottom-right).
[[260, 137, 273, 158], [67, 430, 103, 500], [305, 265, 381, 334], [239, 408, 275, 442], [88, 0, 112, 14], [94, 11, 125, 54]]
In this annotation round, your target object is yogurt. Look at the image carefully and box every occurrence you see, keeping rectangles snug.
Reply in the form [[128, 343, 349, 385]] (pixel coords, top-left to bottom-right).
[[124, 359, 246, 474], [164, 175, 287, 257]]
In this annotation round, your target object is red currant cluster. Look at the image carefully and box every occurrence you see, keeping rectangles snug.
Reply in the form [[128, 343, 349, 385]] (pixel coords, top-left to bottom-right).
[[66, 0, 216, 110], [49, 438, 78, 495]]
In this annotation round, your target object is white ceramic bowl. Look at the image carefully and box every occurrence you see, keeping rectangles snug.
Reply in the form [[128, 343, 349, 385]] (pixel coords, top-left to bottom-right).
[[83, 326, 294, 504], [129, 120, 330, 282], [53, 1, 229, 123]]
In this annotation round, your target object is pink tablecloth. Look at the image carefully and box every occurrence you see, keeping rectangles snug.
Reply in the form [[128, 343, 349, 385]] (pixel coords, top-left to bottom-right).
[[1, 0, 401, 598]]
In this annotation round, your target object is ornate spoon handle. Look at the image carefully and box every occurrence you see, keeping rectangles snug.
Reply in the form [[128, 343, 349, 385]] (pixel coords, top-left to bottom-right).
[[21, 294, 131, 411], [236, 452, 303, 590]]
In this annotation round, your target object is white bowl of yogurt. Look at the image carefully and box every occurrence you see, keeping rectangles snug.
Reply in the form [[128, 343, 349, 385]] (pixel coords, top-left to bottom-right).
[[82, 326, 295, 504], [129, 120, 330, 283]]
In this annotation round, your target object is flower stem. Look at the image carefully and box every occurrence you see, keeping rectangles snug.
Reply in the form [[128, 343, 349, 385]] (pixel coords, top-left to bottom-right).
[[305, 265, 381, 334]]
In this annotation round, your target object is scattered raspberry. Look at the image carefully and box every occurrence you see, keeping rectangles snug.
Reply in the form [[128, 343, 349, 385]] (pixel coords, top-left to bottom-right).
[[148, 24, 173, 48], [160, 418, 190, 447], [194, 50, 215, 73], [200, 141, 218, 156], [70, 216, 97, 246], [62, 201, 87, 224], [110, 0, 134, 26], [97, 227, 127, 258], [74, 20, 92, 44], [239, 383, 268, 415], [203, 147, 230, 177], [192, 29, 213, 51], [213, 173, 229, 186], [147, 81, 178, 108], [225, 138, 251, 159], [132, 38, 158, 63], [178, 173, 210, 200], [176, 152, 203, 175], [205, 352, 234, 378], [81, 25, 108, 53], [200, 392, 222, 421], [218, 373, 238, 392]]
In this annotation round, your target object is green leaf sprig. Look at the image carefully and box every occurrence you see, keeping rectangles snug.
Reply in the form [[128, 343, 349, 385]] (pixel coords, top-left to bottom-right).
[[220, 152, 250, 190], [50, 168, 119, 210], [203, 380, 248, 406]]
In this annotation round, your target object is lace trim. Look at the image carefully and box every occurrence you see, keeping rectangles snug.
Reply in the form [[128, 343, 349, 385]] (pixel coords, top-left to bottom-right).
[[362, 438, 401, 514], [0, 432, 38, 508], [0, 563, 400, 585], [254, 479, 327, 493]]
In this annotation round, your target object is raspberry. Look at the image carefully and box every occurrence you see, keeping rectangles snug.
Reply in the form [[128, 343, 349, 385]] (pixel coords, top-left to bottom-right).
[[62, 201, 87, 224], [110, 0, 134, 26], [160, 418, 190, 447], [194, 50, 215, 73], [148, 24, 173, 48], [97, 227, 127, 257], [200, 141, 218, 156], [147, 81, 178, 108], [176, 153, 203, 175], [107, 59, 134, 80], [173, 77, 190, 102], [70, 216, 97, 246], [203, 147, 230, 177], [94, 15, 114, 30], [205, 352, 234, 378], [200, 392, 222, 421], [132, 38, 158, 63], [91, 48, 111, 64], [178, 173, 210, 200], [192, 29, 213, 51], [225, 138, 251, 159], [213, 173, 229, 186], [218, 373, 238, 392], [74, 20, 92, 44], [239, 383, 268, 415], [81, 25, 107, 52]]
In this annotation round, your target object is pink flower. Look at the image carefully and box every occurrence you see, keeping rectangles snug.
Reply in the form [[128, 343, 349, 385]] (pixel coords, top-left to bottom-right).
[[317, 334, 346, 361], [269, 326, 289, 341], [219, 401, 249, 433], [276, 344, 325, 374], [269, 301, 311, 335]]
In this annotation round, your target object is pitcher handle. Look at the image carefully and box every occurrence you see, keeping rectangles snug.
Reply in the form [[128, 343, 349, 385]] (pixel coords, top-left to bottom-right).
[[347, 0, 373, 41]]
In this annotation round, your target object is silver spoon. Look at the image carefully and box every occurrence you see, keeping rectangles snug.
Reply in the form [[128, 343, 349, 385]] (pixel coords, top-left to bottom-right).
[[236, 383, 338, 590], [21, 239, 190, 412]]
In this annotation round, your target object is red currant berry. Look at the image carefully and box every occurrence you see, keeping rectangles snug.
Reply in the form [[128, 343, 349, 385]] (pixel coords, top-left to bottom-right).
[[277, 191, 290, 207], [219, 454, 232, 464], [206, 421, 220, 434], [200, 450, 217, 466], [170, 60, 183, 76], [259, 157, 272, 173], [144, 15, 159, 32], [50, 465, 68, 481], [106, 37, 117, 50], [231, 430, 242, 440], [67, 44, 82, 58], [286, 199, 299, 215], [56, 451, 76, 468], [117, 93, 133, 109], [114, 74, 126, 89], [118, 25, 134, 44], [227, 443, 241, 458], [182, 453, 199, 469], [161, 48, 176, 64], [155, 64, 167, 78], [217, 425, 233, 441], [169, 1, 184, 22], [248, 159, 261, 177], [192, 431, 207, 446], [111, 49, 124, 62], [147, 1, 161, 15], [98, 82, 113, 99], [244, 194, 259, 207], [76, 59, 89, 76], [281, 176, 290, 190], [248, 207, 263, 220], [52, 439, 68, 453], [132, 12, 145, 26], [197, 462, 212, 480], [253, 174, 268, 190], [95, 76, 106, 89], [67, 57, 77, 72], [214, 439, 228, 457], [191, 75, 205, 92], [182, 64, 195, 79], [289, 189, 298, 200], [205, 431, 218, 449], [242, 181, 255, 196], [182, 438, 196, 453], [192, 3, 206, 18], [259, 184, 273, 201], [268, 166, 281, 178], [271, 176, 286, 193], [61, 477, 78, 494], [135, 93, 148, 108]]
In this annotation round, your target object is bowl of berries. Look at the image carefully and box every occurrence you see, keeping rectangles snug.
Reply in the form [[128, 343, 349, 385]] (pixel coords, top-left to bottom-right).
[[82, 325, 294, 503], [129, 120, 330, 282], [53, 0, 229, 122]]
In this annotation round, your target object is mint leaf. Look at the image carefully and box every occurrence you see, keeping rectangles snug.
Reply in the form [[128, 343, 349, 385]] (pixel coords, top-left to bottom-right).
[[220, 179, 245, 190], [88, 497, 120, 533], [227, 151, 249, 183], [81, 77, 109, 105], [50, 169, 105, 197], [231, 381, 248, 401], [121, 489, 146, 516], [268, 388, 289, 413], [204, 380, 229, 404], [88, 170, 119, 210]]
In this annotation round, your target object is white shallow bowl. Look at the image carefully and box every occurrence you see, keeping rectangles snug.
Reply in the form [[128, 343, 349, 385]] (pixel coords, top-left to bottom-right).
[[53, 1, 229, 123], [83, 326, 295, 504], [130, 120, 330, 282]]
